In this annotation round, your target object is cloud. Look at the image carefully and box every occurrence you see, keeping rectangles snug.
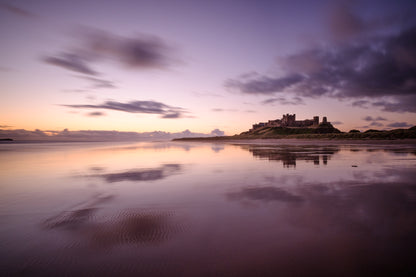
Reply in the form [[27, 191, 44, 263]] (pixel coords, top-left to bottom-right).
[[211, 108, 237, 112], [86, 112, 106, 117], [78, 76, 116, 89], [42, 27, 176, 75], [351, 100, 370, 108], [331, 121, 343, 125], [0, 124, 12, 128], [369, 121, 384, 127], [78, 28, 174, 69], [0, 3, 35, 17], [372, 96, 416, 112], [62, 100, 187, 119], [363, 116, 387, 122], [43, 53, 98, 75], [226, 24, 416, 113], [225, 74, 304, 95], [328, 2, 365, 41], [387, 122, 413, 128], [261, 97, 305, 105], [210, 129, 224, 136]]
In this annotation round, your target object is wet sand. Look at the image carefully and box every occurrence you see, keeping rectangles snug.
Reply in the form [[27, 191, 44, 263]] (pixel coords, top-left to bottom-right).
[[175, 138, 416, 145]]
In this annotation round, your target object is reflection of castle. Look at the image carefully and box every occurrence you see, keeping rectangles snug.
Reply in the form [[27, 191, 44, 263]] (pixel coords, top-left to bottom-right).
[[251, 114, 328, 131], [241, 145, 339, 168]]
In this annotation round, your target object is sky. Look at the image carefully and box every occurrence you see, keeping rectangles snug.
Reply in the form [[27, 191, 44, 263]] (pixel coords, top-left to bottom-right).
[[1, 0, 415, 139]]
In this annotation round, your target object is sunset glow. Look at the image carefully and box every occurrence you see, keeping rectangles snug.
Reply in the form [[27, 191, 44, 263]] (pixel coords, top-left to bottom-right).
[[1, 0, 415, 140]]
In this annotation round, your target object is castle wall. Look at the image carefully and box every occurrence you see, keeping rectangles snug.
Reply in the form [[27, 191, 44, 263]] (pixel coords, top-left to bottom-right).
[[251, 114, 328, 130]]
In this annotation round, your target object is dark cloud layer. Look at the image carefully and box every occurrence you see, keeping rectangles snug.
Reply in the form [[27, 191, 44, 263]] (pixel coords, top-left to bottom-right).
[[62, 100, 187, 119], [226, 24, 416, 113]]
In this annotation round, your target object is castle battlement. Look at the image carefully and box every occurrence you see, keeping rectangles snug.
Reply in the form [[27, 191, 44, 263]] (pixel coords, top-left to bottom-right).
[[251, 114, 329, 131]]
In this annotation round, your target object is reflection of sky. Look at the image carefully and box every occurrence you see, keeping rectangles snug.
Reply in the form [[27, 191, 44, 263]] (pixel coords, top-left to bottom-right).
[[1, 141, 416, 275]]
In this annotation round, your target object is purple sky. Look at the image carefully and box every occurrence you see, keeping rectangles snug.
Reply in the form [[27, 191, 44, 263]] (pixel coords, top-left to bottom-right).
[[1, 0, 415, 137]]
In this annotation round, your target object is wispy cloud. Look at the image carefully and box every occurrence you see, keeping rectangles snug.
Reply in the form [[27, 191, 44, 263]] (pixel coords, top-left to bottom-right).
[[77, 76, 116, 89], [211, 108, 237, 112], [387, 122, 413, 128], [43, 53, 98, 75], [261, 97, 304, 105], [369, 121, 384, 127], [0, 3, 35, 17], [86, 112, 106, 117], [363, 116, 387, 122], [62, 100, 188, 119]]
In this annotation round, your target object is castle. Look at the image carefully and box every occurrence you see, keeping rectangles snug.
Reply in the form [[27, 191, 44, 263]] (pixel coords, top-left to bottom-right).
[[251, 114, 328, 131]]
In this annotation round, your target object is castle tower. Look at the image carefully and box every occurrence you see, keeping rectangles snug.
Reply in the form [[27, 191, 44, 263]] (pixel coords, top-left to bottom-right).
[[323, 116, 327, 124], [313, 116, 319, 125]]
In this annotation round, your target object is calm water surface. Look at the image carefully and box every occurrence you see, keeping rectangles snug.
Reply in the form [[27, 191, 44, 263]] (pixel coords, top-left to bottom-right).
[[1, 141, 416, 276]]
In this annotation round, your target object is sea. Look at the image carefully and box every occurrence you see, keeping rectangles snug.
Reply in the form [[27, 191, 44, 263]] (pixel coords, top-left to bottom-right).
[[1, 140, 416, 276]]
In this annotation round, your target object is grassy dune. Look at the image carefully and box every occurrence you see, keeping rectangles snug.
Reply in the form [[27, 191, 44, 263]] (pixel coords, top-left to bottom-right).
[[174, 126, 416, 141]]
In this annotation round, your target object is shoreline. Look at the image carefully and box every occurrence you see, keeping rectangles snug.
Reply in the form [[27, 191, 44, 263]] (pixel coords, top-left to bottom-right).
[[173, 137, 416, 145]]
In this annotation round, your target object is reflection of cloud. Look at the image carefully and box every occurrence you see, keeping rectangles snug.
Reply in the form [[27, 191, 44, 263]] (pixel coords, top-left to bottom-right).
[[227, 186, 303, 203], [43, 194, 115, 230], [45, 209, 181, 248], [96, 164, 182, 183], [211, 144, 224, 153], [86, 211, 180, 248]]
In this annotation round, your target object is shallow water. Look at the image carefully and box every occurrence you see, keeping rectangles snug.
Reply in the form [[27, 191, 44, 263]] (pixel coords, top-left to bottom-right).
[[1, 141, 416, 276]]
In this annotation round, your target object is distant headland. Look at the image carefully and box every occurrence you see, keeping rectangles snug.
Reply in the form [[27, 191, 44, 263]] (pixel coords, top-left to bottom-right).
[[174, 114, 416, 141]]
